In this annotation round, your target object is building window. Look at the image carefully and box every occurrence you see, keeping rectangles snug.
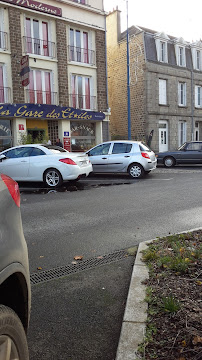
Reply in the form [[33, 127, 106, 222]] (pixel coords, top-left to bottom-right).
[[178, 82, 186, 106], [70, 75, 96, 110], [195, 86, 202, 107], [27, 69, 57, 105], [68, 28, 94, 65], [0, 8, 8, 50], [72, 0, 86, 4], [196, 50, 201, 70], [176, 45, 186, 67], [178, 121, 186, 147], [160, 41, 166, 62], [0, 65, 10, 103], [159, 79, 167, 105], [24, 17, 55, 57], [71, 122, 95, 151], [0, 119, 12, 152]]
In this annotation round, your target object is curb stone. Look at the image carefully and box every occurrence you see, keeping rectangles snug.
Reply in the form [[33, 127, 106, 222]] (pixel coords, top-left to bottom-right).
[[115, 240, 151, 360], [115, 226, 202, 360]]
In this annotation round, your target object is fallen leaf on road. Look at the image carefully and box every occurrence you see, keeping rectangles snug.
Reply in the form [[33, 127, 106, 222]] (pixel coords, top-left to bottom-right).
[[40, 256, 44, 258], [74, 255, 83, 260], [37, 267, 42, 270], [97, 256, 103, 259], [72, 261, 77, 265], [192, 335, 202, 345]]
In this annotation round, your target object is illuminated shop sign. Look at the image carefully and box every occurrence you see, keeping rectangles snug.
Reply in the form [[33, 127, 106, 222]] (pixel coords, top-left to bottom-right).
[[0, 0, 62, 17], [0, 104, 105, 121]]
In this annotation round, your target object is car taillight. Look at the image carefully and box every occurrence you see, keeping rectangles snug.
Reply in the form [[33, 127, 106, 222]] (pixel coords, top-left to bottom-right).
[[141, 152, 150, 159], [1, 174, 20, 207], [59, 158, 77, 165]]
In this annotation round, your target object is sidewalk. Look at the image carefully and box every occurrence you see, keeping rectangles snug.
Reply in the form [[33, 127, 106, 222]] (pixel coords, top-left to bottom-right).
[[116, 240, 151, 360]]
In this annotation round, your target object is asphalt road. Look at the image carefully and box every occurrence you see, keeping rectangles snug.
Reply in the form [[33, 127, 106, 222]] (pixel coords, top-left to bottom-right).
[[20, 166, 202, 359], [20, 167, 202, 273]]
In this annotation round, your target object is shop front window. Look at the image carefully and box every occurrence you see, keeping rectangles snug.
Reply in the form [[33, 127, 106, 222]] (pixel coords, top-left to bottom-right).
[[0, 119, 12, 151], [71, 122, 95, 151]]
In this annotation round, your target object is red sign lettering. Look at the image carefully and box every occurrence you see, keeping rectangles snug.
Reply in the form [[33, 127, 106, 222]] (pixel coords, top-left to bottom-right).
[[1, 0, 62, 17]]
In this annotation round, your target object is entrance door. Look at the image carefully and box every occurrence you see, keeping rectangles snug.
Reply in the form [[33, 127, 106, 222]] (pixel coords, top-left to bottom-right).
[[159, 121, 168, 152]]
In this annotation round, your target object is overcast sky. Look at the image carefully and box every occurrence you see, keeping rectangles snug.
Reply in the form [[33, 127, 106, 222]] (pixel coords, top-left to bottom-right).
[[104, 0, 202, 43]]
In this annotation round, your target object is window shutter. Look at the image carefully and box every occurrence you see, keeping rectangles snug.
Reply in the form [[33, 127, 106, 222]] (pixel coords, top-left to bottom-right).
[[178, 83, 181, 104], [159, 79, 167, 104], [155, 39, 160, 61], [195, 86, 198, 106], [184, 83, 186, 105]]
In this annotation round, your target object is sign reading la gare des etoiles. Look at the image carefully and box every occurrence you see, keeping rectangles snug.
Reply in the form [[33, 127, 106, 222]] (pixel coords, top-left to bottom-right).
[[0, 104, 105, 121]]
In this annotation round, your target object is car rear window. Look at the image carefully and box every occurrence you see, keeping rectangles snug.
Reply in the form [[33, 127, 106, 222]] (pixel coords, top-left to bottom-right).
[[139, 143, 151, 152], [42, 145, 68, 153], [112, 143, 132, 154]]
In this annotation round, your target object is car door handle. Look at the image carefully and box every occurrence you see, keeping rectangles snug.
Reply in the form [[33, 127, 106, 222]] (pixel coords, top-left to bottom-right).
[[102, 157, 108, 160], [20, 160, 28, 163], [124, 155, 130, 158]]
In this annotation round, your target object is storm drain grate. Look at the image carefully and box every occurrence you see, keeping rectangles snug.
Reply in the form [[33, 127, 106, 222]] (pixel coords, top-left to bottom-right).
[[30, 249, 128, 285]]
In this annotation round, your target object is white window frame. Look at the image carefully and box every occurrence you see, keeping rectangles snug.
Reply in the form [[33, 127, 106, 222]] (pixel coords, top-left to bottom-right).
[[178, 82, 186, 106], [0, 63, 9, 103], [29, 69, 53, 104], [178, 121, 186, 147], [24, 16, 51, 55], [195, 85, 202, 108], [70, 74, 93, 110], [155, 38, 168, 63], [69, 27, 92, 64], [175, 45, 186, 67], [159, 79, 167, 105]]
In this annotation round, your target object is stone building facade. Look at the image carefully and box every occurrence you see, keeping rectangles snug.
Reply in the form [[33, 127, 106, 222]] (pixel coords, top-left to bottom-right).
[[0, 0, 110, 152], [106, 9, 202, 152]]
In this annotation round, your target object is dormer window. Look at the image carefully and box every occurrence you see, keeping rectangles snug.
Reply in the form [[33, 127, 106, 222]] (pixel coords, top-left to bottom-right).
[[160, 41, 166, 62], [154, 32, 169, 63], [191, 42, 202, 71], [196, 51, 200, 70], [174, 38, 187, 67]]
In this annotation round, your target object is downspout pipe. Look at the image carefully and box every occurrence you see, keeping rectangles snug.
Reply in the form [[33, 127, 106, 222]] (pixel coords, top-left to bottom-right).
[[126, 0, 131, 139], [191, 69, 194, 141]]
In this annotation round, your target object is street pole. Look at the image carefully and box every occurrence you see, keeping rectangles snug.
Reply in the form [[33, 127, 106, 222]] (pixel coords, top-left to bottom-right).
[[126, 0, 131, 139]]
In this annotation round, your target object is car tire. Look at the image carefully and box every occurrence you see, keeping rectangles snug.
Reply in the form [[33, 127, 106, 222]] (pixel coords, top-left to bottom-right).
[[0, 305, 29, 360], [163, 156, 175, 168], [44, 168, 63, 188], [128, 163, 145, 178]]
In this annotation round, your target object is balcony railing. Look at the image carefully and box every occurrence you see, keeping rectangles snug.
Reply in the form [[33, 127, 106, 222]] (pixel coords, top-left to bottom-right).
[[0, 31, 8, 51], [69, 94, 96, 111], [68, 46, 95, 65], [23, 36, 56, 58], [25, 89, 58, 105], [0, 87, 11, 103]]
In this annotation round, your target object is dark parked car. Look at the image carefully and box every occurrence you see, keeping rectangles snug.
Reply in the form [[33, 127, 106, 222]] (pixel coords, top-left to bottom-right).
[[156, 141, 202, 167], [0, 174, 31, 359]]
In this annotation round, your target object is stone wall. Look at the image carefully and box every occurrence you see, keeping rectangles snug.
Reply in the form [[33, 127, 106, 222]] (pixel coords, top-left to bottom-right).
[[56, 20, 69, 106], [8, 7, 24, 103], [96, 30, 107, 112]]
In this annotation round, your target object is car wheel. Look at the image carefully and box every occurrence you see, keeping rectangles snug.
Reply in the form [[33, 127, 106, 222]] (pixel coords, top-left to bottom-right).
[[163, 156, 175, 168], [44, 168, 62, 188], [128, 163, 145, 178], [0, 305, 29, 360]]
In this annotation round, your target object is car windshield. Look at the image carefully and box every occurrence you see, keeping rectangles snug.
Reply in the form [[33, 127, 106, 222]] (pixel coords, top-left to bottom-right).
[[42, 145, 68, 153], [178, 143, 187, 150]]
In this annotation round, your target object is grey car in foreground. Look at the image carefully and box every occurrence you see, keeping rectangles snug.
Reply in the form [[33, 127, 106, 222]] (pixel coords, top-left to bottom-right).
[[156, 141, 202, 167], [0, 174, 31, 360], [86, 141, 157, 178]]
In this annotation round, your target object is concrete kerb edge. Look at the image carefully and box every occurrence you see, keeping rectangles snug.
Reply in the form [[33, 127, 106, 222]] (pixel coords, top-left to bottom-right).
[[115, 226, 202, 360]]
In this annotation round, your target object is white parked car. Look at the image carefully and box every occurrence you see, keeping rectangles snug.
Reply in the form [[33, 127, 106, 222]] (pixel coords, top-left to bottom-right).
[[0, 144, 92, 188], [86, 141, 157, 178]]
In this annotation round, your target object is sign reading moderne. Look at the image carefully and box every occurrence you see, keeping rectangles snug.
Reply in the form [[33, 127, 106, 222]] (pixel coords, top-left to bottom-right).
[[1, 0, 62, 17]]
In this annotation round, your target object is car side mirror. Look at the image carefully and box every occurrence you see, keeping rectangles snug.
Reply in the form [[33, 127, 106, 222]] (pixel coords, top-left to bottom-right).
[[0, 154, 7, 161]]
